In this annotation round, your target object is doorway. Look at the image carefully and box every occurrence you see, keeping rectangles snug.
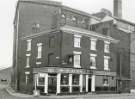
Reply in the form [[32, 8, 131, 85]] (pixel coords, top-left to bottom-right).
[[88, 78, 91, 92], [48, 74, 57, 94]]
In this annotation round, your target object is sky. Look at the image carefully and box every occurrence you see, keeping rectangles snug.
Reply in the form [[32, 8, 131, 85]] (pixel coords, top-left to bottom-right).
[[0, 0, 135, 69]]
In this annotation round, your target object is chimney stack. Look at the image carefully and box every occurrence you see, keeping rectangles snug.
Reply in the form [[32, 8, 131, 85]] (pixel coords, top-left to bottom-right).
[[113, 0, 122, 18]]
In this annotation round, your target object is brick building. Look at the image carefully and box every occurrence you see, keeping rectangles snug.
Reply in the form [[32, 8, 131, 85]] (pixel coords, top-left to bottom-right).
[[11, 0, 134, 95], [92, 0, 135, 93]]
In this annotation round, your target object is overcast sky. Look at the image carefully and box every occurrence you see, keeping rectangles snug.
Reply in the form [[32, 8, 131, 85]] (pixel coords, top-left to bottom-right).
[[0, 0, 134, 69]]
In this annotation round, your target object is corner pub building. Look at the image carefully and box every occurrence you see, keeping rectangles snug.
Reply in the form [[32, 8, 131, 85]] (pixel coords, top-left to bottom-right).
[[12, 0, 120, 95]]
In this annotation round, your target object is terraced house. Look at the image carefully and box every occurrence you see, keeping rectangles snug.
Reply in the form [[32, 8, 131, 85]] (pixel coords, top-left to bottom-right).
[[12, 0, 134, 95]]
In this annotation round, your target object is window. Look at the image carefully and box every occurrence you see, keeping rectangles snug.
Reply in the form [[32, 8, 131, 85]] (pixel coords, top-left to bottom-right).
[[32, 23, 40, 33], [37, 73, 45, 86], [90, 54, 97, 69], [103, 77, 109, 86], [67, 55, 73, 64], [49, 37, 55, 48], [74, 35, 81, 48], [72, 74, 79, 85], [26, 54, 30, 68], [37, 43, 42, 59], [25, 72, 30, 85], [102, 28, 108, 35], [61, 14, 65, 18], [38, 77, 45, 86], [104, 56, 110, 71], [104, 41, 110, 53], [73, 51, 81, 68], [61, 74, 69, 85], [61, 14, 66, 25], [48, 53, 55, 65], [90, 38, 97, 50], [26, 39, 32, 51]]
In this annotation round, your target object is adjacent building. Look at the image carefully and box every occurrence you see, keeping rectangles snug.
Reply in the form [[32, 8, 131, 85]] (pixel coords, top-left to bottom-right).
[[0, 67, 12, 85], [11, 0, 135, 95]]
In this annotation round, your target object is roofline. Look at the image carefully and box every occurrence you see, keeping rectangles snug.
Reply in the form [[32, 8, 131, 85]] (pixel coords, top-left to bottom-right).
[[114, 17, 135, 26], [62, 5, 91, 17], [14, 0, 101, 25], [60, 25, 119, 43], [19, 0, 62, 6]]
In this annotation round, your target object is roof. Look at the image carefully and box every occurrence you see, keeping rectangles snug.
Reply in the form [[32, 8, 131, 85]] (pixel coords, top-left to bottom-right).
[[0, 67, 12, 73], [62, 5, 92, 18], [19, 0, 61, 6], [14, 0, 100, 24], [60, 25, 119, 43], [92, 12, 107, 20], [92, 11, 135, 26]]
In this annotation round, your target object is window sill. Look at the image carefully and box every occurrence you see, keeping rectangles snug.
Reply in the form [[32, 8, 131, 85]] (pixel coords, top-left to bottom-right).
[[90, 49, 97, 51], [103, 84, 109, 87], [36, 57, 42, 59], [90, 66, 96, 70], [104, 68, 110, 71], [74, 65, 81, 68], [36, 62, 42, 65], [25, 66, 30, 68], [74, 46, 81, 48]]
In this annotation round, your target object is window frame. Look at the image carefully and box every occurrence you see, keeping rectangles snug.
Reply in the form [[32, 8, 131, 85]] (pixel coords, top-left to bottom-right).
[[104, 41, 110, 53], [26, 39, 32, 51], [74, 34, 82, 48], [90, 54, 97, 69], [37, 43, 42, 59], [26, 54, 31, 68], [73, 51, 82, 68], [90, 38, 97, 51], [104, 56, 110, 71]]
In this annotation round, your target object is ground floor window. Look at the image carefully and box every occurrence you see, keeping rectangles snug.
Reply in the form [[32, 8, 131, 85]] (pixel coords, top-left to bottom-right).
[[37, 77, 45, 86], [61, 74, 69, 85], [72, 74, 80, 92], [83, 75, 86, 91], [72, 74, 79, 85]]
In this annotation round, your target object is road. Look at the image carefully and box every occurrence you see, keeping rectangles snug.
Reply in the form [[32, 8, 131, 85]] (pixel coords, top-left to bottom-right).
[[1, 84, 135, 99]]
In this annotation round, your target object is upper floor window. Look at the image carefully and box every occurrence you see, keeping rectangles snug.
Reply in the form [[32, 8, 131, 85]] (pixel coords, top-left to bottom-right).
[[90, 54, 97, 69], [73, 51, 81, 68], [74, 34, 81, 48], [49, 36, 55, 48], [102, 28, 108, 35], [90, 38, 97, 50], [104, 41, 110, 53], [26, 54, 30, 68], [104, 56, 110, 71], [37, 43, 42, 59], [32, 23, 40, 33], [25, 71, 30, 85], [26, 39, 32, 51], [61, 14, 66, 25], [61, 14, 66, 18]]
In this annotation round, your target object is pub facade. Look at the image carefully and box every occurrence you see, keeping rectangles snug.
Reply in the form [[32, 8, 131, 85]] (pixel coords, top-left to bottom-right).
[[12, 0, 119, 95]]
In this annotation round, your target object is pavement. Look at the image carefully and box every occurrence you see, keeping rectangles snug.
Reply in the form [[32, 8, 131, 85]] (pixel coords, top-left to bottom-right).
[[5, 86, 135, 98], [2, 84, 135, 99]]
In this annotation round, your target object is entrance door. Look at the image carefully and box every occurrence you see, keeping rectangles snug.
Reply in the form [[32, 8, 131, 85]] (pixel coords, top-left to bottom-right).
[[88, 78, 91, 92], [48, 74, 57, 94]]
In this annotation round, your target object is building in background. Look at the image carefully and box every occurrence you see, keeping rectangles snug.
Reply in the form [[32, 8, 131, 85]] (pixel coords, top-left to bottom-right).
[[12, 0, 135, 95], [0, 67, 12, 85], [92, 0, 135, 93]]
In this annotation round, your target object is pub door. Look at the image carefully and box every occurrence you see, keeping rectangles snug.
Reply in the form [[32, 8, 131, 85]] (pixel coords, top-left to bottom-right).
[[48, 74, 57, 94], [88, 78, 91, 92]]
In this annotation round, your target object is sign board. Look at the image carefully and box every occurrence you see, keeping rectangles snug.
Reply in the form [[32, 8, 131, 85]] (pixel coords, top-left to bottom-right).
[[34, 67, 92, 74]]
